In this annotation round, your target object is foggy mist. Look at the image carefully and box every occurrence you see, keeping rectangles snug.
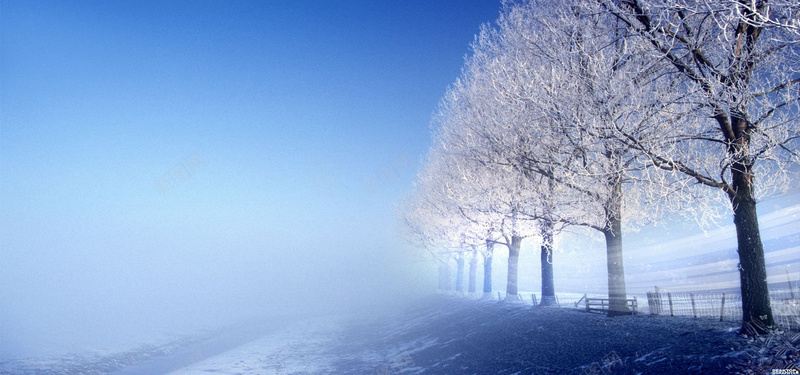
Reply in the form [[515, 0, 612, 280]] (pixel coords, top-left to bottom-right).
[[2, 0, 799, 374], [0, 0, 502, 365]]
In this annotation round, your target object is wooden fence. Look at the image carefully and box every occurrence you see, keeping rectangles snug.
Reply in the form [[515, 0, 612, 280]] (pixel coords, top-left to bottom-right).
[[583, 295, 638, 314]]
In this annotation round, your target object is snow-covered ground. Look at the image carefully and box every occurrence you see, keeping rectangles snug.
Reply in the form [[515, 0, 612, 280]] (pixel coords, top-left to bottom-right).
[[0, 318, 284, 375], [163, 316, 344, 375], [3, 296, 798, 374], [322, 296, 800, 374], [0, 330, 214, 375]]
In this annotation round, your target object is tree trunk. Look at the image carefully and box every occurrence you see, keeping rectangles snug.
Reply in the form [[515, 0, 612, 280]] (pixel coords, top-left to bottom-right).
[[604, 175, 630, 315], [483, 241, 494, 298], [604, 226, 629, 315], [539, 220, 556, 307], [730, 163, 775, 334], [468, 257, 478, 294], [455, 257, 465, 293], [505, 236, 523, 302]]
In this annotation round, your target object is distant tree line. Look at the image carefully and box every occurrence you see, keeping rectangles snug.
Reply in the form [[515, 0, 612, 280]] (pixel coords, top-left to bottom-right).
[[400, 0, 799, 335]]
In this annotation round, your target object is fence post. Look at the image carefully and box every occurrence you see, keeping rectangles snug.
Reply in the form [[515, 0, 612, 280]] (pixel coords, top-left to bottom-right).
[[647, 292, 656, 315], [532, 294, 538, 306], [584, 294, 588, 312], [497, 291, 501, 301], [633, 296, 638, 314], [668, 293, 673, 316], [555, 295, 560, 308], [720, 293, 726, 322], [654, 286, 662, 314], [691, 293, 697, 318]]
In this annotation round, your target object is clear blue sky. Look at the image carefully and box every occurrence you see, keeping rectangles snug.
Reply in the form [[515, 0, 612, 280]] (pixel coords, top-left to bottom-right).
[[0, 0, 503, 358]]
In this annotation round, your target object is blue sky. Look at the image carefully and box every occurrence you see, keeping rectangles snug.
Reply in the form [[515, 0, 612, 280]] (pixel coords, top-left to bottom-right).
[[0, 0, 503, 357]]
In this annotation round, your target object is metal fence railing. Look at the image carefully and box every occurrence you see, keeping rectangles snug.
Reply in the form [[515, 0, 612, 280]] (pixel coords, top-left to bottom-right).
[[448, 289, 799, 330], [644, 290, 800, 330]]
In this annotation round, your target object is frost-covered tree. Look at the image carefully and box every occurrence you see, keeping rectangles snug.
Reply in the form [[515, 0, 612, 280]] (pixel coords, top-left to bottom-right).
[[397, 181, 470, 293], [450, 0, 679, 314], [398, 199, 450, 291], [436, 138, 540, 302], [431, 72, 559, 303], [467, 246, 480, 296], [398, 139, 504, 296], [481, 239, 496, 298], [598, 0, 800, 333]]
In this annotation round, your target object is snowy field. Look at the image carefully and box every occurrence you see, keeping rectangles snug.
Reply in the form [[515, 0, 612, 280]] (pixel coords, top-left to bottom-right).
[[0, 319, 286, 375], [5, 295, 798, 374], [323, 296, 800, 374]]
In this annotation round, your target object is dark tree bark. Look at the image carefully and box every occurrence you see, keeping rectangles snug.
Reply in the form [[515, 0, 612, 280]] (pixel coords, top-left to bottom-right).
[[606, 0, 778, 334], [468, 257, 478, 294], [505, 235, 523, 301], [730, 160, 775, 334], [720, 8, 774, 334], [539, 219, 557, 306], [483, 241, 494, 296], [456, 257, 465, 293]]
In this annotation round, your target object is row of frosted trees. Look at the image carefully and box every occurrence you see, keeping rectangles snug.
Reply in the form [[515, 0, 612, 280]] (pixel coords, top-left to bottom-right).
[[399, 0, 799, 334]]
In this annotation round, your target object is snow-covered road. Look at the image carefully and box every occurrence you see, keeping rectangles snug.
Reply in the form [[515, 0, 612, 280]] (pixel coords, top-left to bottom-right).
[[162, 316, 343, 375]]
